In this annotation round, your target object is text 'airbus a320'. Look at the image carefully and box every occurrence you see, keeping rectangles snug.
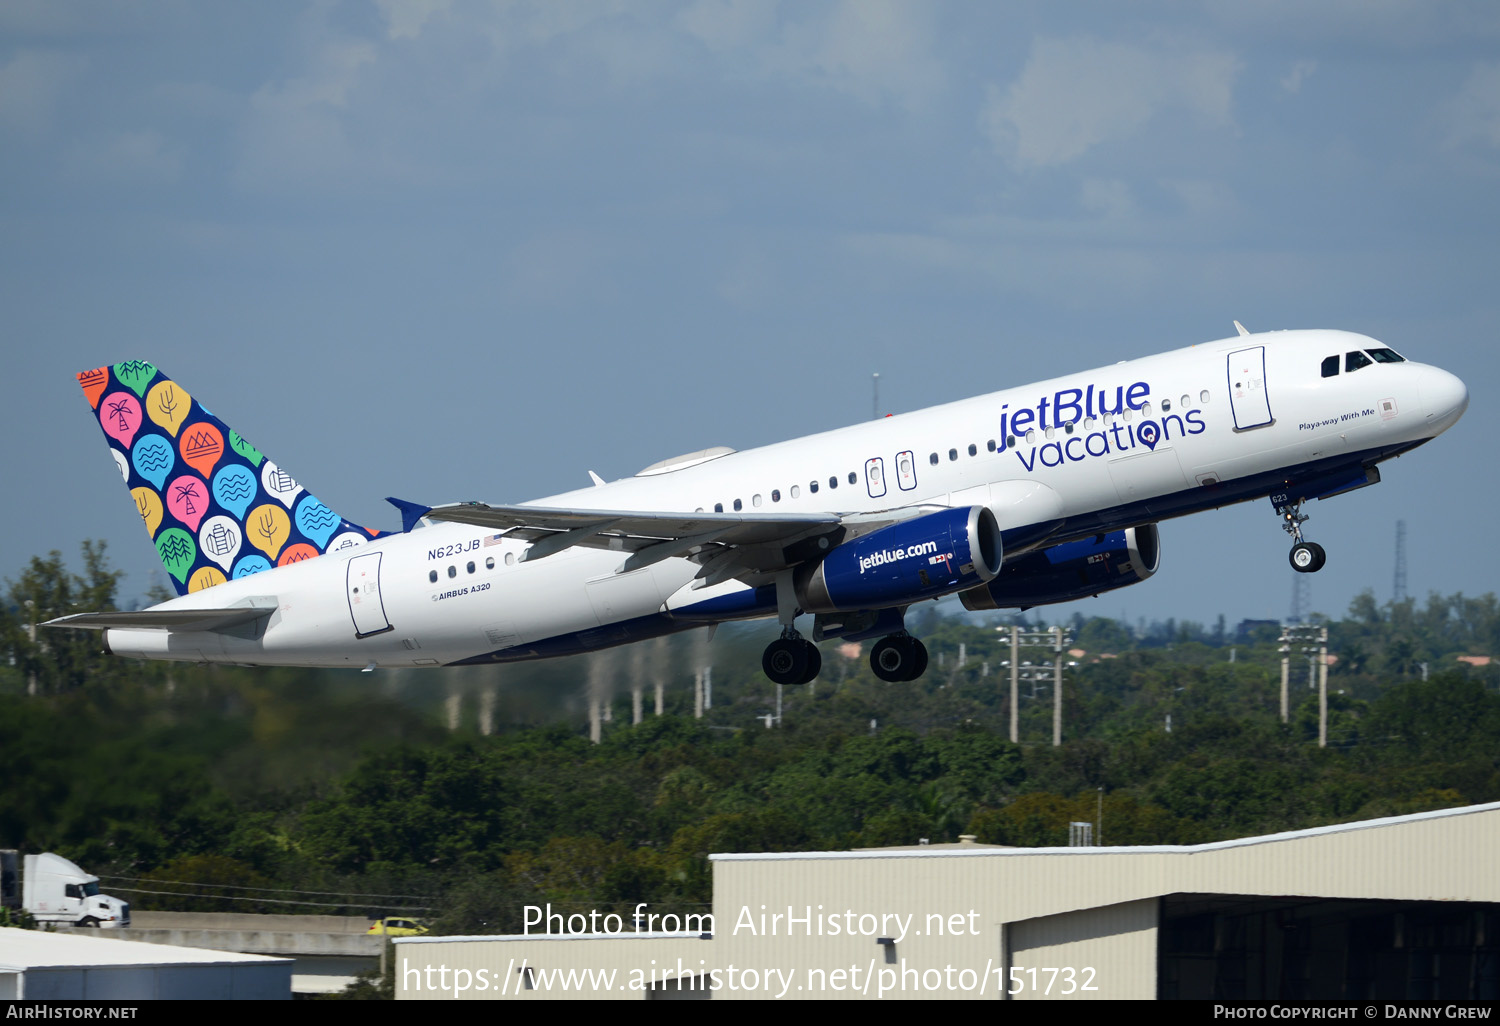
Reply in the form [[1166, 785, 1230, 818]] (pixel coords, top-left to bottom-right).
[[50, 326, 1467, 684]]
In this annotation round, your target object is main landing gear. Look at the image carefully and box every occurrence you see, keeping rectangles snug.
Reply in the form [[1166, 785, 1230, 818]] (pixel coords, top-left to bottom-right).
[[1280, 497, 1327, 574], [870, 633, 928, 682], [762, 629, 822, 686]]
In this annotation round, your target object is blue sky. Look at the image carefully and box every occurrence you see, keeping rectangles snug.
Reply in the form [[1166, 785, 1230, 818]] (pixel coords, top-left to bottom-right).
[[3, 0, 1496, 630]]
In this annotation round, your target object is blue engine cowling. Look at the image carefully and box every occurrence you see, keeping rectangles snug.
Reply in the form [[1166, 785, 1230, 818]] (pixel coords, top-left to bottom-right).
[[797, 506, 1003, 614], [959, 524, 1160, 610]]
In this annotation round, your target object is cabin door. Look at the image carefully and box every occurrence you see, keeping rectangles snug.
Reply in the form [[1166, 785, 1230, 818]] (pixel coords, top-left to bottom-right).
[[348, 552, 393, 638], [1227, 346, 1274, 430]]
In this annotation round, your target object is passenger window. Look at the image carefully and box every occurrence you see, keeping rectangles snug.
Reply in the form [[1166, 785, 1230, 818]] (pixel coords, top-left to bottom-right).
[[1007, 435, 1016, 447], [486, 556, 494, 570], [809, 481, 818, 493], [429, 570, 438, 584], [929, 452, 939, 466], [504, 552, 515, 566], [986, 439, 995, 452], [1321, 355, 1340, 378], [1199, 390, 1210, 403], [790, 485, 800, 498], [1180, 395, 1189, 408], [828, 477, 838, 489], [948, 448, 958, 461], [771, 490, 780, 503], [1346, 351, 1372, 372], [752, 494, 762, 507], [447, 565, 457, 579], [848, 471, 857, 484], [967, 443, 977, 456], [1161, 400, 1171, 412], [714, 503, 723, 513], [1025, 430, 1036, 444], [1063, 423, 1074, 434], [1044, 427, 1055, 439], [466, 560, 475, 574], [733, 498, 743, 511]]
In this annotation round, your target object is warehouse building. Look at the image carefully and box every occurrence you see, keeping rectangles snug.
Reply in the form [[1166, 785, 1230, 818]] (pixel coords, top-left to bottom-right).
[[396, 801, 1500, 1000], [0, 929, 292, 999]]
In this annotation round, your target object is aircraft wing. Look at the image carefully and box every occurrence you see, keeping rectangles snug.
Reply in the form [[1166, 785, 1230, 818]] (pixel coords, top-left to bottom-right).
[[420, 501, 931, 587], [44, 607, 275, 632]]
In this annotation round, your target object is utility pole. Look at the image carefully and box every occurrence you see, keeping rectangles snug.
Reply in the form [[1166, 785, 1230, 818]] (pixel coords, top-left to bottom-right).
[[1279, 622, 1329, 742], [1052, 625, 1064, 748], [1009, 626, 1019, 743], [1001, 624, 1073, 746]]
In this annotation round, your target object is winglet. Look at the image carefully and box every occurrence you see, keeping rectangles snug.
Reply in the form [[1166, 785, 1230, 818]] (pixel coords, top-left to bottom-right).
[[385, 497, 432, 533]]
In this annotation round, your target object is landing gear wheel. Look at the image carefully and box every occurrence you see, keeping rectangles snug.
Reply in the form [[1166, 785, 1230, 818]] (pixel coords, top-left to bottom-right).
[[763, 638, 809, 685], [1290, 541, 1326, 573], [871, 635, 928, 682], [907, 639, 928, 681], [799, 644, 822, 685]]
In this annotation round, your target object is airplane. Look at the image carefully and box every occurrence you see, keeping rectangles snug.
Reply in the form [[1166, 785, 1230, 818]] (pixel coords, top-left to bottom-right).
[[48, 327, 1467, 685]]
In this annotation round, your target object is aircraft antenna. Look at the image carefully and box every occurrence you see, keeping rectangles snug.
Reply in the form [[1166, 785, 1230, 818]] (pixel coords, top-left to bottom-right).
[[872, 372, 880, 420], [1393, 519, 1408, 602]]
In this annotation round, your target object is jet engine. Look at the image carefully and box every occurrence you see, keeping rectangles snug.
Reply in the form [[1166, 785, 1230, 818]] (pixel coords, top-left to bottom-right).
[[959, 524, 1160, 610], [797, 506, 1003, 614]]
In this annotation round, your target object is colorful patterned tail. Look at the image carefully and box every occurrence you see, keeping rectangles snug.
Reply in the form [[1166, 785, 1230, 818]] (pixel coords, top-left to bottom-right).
[[78, 361, 388, 595]]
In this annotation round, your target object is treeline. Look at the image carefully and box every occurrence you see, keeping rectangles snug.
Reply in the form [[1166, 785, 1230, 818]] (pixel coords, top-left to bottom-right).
[[1, 544, 1498, 935]]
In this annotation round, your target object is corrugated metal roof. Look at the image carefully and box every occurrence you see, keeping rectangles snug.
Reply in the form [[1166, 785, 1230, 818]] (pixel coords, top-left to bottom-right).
[[709, 800, 1500, 861]]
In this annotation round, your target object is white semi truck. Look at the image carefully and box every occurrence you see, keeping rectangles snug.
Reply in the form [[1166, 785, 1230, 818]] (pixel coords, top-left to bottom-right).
[[0, 850, 130, 928]]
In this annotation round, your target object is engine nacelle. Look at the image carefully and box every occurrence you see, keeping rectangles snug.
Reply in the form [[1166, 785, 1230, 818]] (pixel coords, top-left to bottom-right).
[[959, 524, 1160, 610], [798, 506, 1003, 614]]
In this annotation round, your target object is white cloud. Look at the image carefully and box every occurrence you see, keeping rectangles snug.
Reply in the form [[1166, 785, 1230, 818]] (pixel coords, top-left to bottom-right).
[[0, 50, 86, 131], [1281, 59, 1317, 94], [64, 130, 184, 184], [1442, 62, 1500, 150], [787, 0, 944, 109], [677, 0, 777, 51], [235, 38, 377, 188], [373, 0, 451, 41], [982, 36, 1243, 168], [1079, 179, 1136, 220]]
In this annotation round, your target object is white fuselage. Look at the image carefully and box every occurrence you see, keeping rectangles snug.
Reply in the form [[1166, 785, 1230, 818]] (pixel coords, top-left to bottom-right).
[[104, 330, 1468, 668]]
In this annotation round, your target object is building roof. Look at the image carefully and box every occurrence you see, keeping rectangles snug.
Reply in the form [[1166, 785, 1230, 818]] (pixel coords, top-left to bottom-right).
[[710, 800, 1500, 861], [0, 929, 291, 971]]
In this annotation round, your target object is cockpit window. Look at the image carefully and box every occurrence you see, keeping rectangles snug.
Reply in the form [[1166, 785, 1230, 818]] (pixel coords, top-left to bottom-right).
[[1366, 348, 1405, 363], [1321, 355, 1340, 378], [1345, 351, 1372, 373]]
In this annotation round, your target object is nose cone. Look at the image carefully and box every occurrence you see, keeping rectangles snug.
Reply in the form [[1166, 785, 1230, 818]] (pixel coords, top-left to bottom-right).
[[1419, 365, 1469, 435]]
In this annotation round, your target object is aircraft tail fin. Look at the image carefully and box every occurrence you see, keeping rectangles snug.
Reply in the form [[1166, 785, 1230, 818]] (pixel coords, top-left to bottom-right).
[[78, 361, 388, 596]]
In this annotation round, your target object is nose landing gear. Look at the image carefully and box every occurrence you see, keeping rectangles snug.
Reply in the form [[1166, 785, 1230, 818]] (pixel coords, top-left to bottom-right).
[[1279, 497, 1326, 573]]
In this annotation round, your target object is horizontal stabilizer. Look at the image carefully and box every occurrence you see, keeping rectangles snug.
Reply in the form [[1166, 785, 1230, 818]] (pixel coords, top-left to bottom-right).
[[44, 606, 275, 633], [385, 496, 433, 533]]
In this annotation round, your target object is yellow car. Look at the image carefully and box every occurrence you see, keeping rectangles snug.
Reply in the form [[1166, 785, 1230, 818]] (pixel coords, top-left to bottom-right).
[[367, 917, 428, 937]]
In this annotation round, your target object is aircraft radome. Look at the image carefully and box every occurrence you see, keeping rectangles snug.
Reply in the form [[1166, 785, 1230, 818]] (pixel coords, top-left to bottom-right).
[[49, 329, 1468, 684]]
